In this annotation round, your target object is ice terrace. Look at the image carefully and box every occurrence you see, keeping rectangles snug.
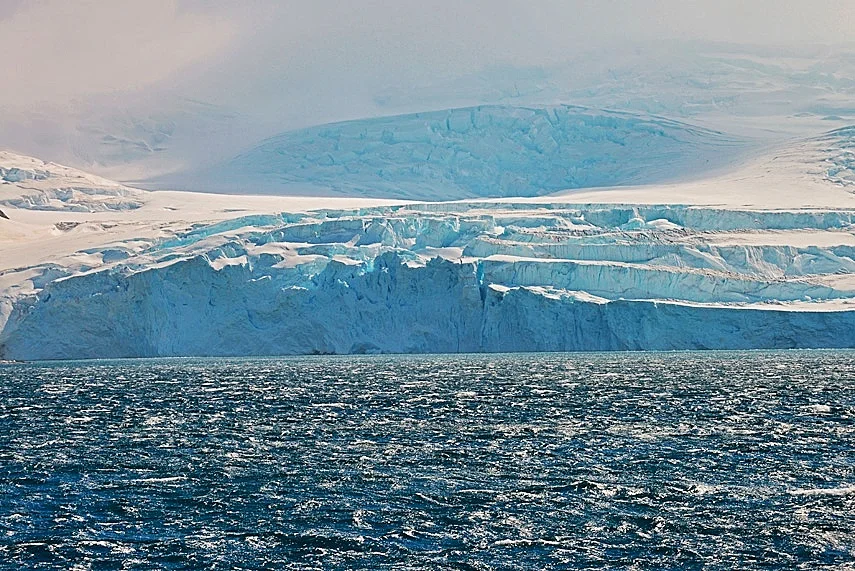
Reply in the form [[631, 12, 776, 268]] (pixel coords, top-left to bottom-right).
[[25, 202, 855, 306]]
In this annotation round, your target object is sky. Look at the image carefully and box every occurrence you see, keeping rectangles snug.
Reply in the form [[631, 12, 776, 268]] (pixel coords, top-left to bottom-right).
[[2, 0, 853, 108], [1, 0, 854, 180]]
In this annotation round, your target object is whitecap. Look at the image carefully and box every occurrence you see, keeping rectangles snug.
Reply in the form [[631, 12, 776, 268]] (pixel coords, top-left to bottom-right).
[[790, 485, 855, 497]]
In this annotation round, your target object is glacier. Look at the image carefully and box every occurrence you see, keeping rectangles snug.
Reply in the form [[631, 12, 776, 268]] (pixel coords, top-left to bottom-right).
[[198, 105, 745, 200], [3, 115, 855, 360], [4, 197, 855, 359]]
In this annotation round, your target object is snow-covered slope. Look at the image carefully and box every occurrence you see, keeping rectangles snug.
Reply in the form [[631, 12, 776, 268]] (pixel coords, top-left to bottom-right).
[[198, 105, 746, 200], [3, 127, 855, 359], [0, 151, 143, 212]]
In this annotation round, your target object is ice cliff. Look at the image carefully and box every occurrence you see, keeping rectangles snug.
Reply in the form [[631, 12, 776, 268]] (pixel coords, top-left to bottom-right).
[[3, 200, 855, 359]]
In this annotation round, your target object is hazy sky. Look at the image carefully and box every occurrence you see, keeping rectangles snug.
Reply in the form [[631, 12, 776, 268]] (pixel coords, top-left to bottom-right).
[[2, 0, 854, 180], [2, 0, 854, 108]]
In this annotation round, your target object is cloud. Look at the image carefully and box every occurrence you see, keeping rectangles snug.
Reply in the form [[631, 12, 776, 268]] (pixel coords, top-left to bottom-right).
[[3, 0, 855, 179], [4, 0, 854, 110], [650, 0, 855, 45], [0, 0, 235, 106], [147, 0, 853, 126]]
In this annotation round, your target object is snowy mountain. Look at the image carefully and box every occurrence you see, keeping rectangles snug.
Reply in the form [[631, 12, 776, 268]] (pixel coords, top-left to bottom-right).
[[3, 123, 855, 359]]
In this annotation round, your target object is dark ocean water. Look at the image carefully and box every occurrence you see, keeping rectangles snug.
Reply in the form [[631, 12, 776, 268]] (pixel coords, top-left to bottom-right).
[[1, 351, 854, 570]]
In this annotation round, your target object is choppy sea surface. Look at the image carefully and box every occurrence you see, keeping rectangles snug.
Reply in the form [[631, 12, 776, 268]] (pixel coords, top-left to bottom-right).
[[1, 351, 854, 570]]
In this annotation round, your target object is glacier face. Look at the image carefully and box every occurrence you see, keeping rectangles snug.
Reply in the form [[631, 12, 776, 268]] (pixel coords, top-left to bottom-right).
[[4, 199, 855, 360], [202, 105, 745, 200]]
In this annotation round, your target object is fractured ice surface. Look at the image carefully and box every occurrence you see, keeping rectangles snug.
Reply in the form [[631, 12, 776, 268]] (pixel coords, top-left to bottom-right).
[[208, 105, 744, 200], [4, 199, 855, 359], [822, 127, 855, 189], [0, 151, 143, 212]]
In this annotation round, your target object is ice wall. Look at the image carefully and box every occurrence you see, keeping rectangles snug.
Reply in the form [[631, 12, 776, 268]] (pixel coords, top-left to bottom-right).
[[3, 200, 855, 359], [3, 251, 854, 360]]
